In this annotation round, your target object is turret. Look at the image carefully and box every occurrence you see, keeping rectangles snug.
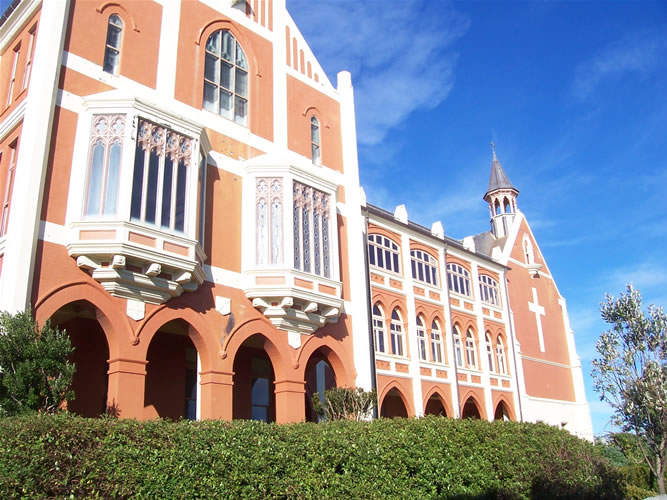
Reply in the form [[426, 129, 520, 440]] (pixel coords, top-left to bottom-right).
[[483, 143, 518, 238]]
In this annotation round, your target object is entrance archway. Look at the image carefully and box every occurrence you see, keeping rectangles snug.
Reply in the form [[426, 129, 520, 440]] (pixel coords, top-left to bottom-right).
[[49, 300, 110, 417], [144, 319, 198, 420], [424, 393, 448, 417], [461, 397, 481, 419], [380, 387, 408, 418], [494, 401, 511, 421], [232, 334, 277, 422], [304, 350, 336, 422]]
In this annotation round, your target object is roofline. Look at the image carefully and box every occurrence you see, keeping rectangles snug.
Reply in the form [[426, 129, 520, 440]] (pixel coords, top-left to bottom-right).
[[362, 203, 507, 270]]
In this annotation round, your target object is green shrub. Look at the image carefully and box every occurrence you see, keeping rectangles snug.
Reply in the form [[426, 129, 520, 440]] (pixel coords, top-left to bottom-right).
[[0, 414, 623, 499], [0, 310, 75, 416]]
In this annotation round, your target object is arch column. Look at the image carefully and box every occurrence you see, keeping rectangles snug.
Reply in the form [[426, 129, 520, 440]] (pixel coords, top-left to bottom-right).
[[200, 370, 234, 420], [107, 358, 147, 419], [274, 379, 305, 423]]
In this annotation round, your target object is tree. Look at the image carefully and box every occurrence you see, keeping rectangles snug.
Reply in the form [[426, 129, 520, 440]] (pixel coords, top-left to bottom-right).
[[312, 386, 377, 421], [0, 309, 75, 416], [592, 285, 667, 494]]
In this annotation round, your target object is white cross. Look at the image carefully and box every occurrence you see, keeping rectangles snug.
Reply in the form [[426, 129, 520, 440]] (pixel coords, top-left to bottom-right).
[[527, 287, 546, 352]]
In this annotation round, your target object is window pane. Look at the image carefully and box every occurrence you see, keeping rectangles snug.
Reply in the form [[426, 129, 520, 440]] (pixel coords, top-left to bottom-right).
[[312, 144, 320, 165], [104, 141, 121, 215], [235, 69, 248, 98], [393, 253, 399, 272], [219, 90, 233, 119], [130, 144, 144, 220], [235, 96, 247, 126], [236, 42, 247, 69], [145, 151, 160, 224], [411, 259, 416, 279], [86, 141, 104, 215], [103, 49, 119, 74], [369, 245, 375, 265], [311, 120, 320, 143], [206, 30, 220, 55], [106, 25, 121, 49], [251, 406, 268, 422], [219, 62, 232, 91], [204, 54, 219, 83], [175, 159, 187, 232], [203, 82, 217, 112], [221, 31, 234, 61], [161, 157, 173, 229]]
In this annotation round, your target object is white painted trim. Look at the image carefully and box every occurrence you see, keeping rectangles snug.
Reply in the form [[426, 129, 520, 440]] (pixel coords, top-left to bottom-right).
[[0, 0, 40, 53], [199, 0, 274, 42], [0, 98, 26, 141], [520, 354, 574, 369], [155, 1, 181, 100]]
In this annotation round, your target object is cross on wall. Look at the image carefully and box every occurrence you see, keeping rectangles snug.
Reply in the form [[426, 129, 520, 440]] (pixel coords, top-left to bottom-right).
[[527, 287, 546, 352]]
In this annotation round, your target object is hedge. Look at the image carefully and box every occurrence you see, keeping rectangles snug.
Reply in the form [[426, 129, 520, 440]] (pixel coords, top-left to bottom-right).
[[0, 414, 623, 499]]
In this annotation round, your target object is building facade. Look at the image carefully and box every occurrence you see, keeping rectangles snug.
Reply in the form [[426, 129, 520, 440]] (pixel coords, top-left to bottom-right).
[[0, 0, 592, 438]]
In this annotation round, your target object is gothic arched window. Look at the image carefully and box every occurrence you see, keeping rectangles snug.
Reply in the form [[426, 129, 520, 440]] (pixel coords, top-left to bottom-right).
[[311, 116, 321, 165], [203, 30, 248, 126]]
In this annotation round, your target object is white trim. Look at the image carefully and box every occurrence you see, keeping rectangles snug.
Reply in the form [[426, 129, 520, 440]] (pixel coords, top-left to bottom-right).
[[199, 0, 274, 42], [0, 0, 40, 53], [520, 354, 574, 369], [0, 98, 26, 141], [155, 1, 181, 99]]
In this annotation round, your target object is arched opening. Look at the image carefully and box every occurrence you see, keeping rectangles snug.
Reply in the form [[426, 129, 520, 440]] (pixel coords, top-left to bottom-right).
[[304, 350, 336, 422], [461, 397, 481, 419], [144, 319, 198, 420], [380, 387, 408, 418], [494, 199, 501, 215], [49, 300, 110, 417], [232, 334, 276, 422], [494, 401, 511, 421], [424, 393, 447, 417], [503, 197, 511, 214]]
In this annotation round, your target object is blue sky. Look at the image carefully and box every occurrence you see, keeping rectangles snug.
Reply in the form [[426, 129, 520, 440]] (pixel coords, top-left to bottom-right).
[[288, 0, 667, 436]]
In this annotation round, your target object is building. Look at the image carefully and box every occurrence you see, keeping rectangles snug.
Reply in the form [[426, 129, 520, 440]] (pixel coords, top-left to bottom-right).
[[0, 0, 592, 438]]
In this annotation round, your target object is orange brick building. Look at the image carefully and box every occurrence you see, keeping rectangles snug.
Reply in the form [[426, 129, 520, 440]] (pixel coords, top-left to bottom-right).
[[0, 0, 591, 438]]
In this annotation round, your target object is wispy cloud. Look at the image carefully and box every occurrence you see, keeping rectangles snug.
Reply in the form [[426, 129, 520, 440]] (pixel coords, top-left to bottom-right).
[[288, 0, 469, 145], [572, 28, 667, 100]]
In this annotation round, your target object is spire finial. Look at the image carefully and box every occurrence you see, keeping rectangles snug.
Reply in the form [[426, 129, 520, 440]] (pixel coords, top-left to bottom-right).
[[490, 141, 497, 160]]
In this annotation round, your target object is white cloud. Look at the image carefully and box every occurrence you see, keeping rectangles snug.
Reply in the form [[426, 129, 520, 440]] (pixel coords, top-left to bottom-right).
[[572, 29, 667, 99], [287, 0, 469, 145]]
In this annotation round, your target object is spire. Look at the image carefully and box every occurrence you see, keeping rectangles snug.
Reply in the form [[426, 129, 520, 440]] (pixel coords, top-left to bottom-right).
[[486, 142, 516, 196]]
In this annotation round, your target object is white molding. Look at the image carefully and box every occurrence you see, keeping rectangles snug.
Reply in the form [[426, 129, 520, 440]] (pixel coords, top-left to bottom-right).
[[520, 354, 574, 369], [199, 0, 274, 42], [0, 98, 26, 141], [155, 1, 181, 100], [0, 0, 40, 53]]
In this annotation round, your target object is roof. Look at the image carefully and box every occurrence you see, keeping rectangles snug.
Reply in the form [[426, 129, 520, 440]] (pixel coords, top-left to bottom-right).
[[484, 148, 518, 198]]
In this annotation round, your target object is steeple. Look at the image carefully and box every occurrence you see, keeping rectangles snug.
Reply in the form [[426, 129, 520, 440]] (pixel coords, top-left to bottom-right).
[[483, 143, 519, 238]]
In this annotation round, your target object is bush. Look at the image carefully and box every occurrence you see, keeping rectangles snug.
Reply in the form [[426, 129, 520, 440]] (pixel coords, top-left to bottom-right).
[[0, 415, 624, 499], [312, 386, 376, 421], [0, 310, 74, 416]]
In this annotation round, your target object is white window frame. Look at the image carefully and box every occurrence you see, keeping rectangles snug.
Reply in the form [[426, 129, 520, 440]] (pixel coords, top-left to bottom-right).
[[368, 234, 400, 274], [103, 14, 123, 76], [1, 139, 18, 236], [465, 329, 477, 369], [292, 181, 331, 278], [411, 249, 438, 286], [454, 326, 463, 368], [390, 309, 404, 357], [485, 332, 495, 372], [6, 43, 20, 108], [129, 118, 194, 234], [310, 116, 321, 166], [430, 320, 443, 364], [203, 29, 249, 126], [496, 336, 507, 375], [447, 263, 471, 297], [372, 304, 386, 354], [83, 114, 125, 217], [22, 24, 36, 90], [479, 274, 500, 306], [416, 316, 427, 361]]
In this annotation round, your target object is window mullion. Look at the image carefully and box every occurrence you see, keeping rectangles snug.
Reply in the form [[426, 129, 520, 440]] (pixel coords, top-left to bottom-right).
[[170, 155, 178, 230], [140, 149, 149, 222]]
